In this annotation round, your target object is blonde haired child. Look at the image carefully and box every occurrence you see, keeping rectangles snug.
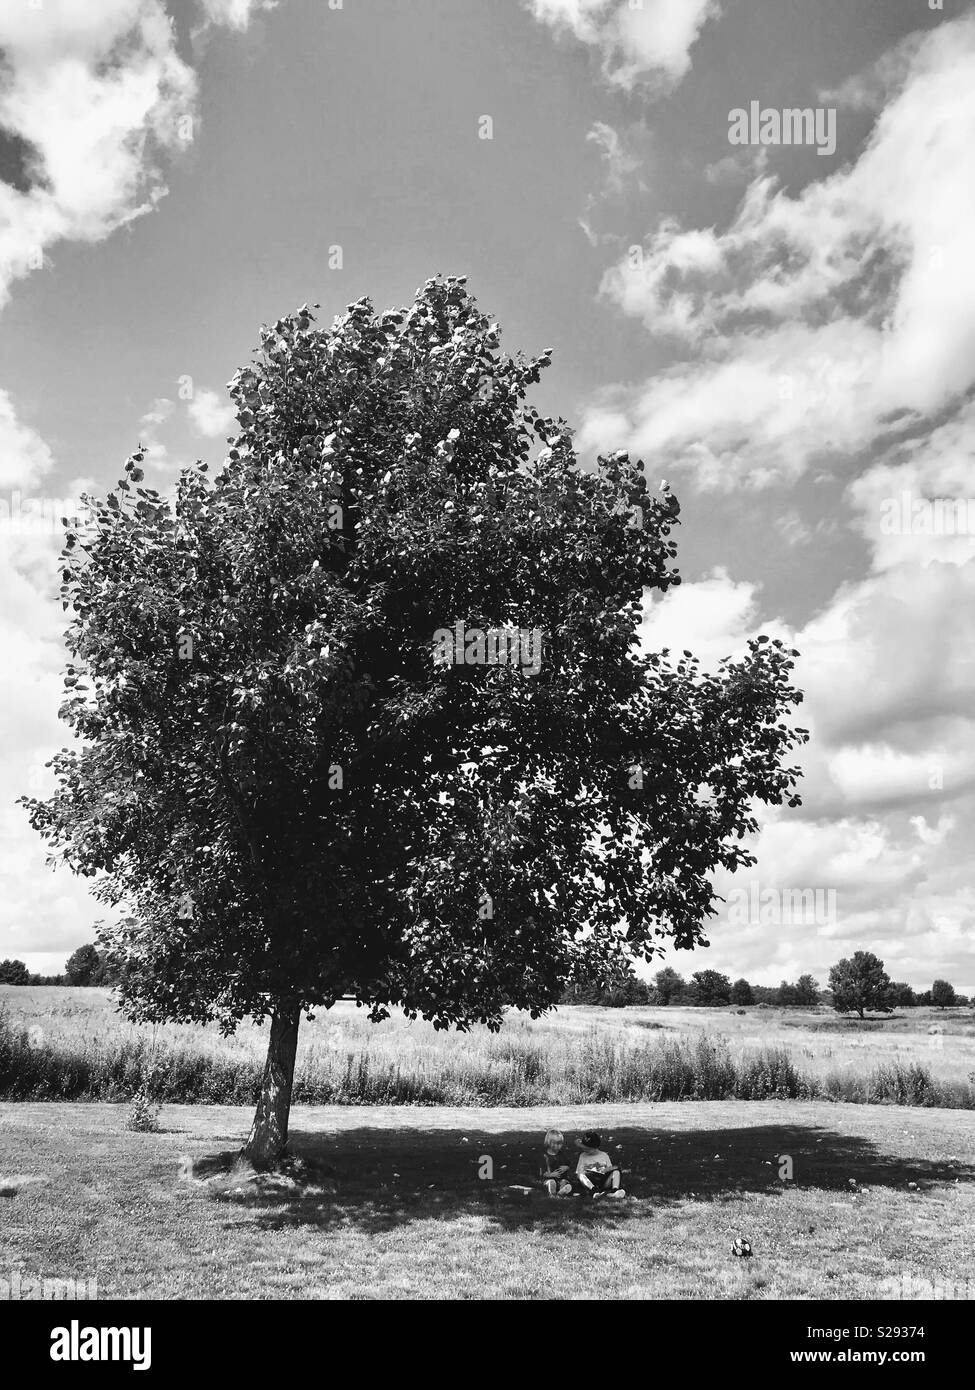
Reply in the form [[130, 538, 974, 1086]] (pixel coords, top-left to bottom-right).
[[540, 1128, 573, 1196]]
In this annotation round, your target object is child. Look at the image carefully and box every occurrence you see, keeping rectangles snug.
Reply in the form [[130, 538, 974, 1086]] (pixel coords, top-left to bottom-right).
[[574, 1130, 625, 1199], [540, 1128, 573, 1197]]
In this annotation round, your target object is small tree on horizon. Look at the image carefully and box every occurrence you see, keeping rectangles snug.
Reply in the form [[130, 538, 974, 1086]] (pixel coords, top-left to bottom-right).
[[730, 977, 754, 1005], [793, 973, 820, 1005], [931, 979, 957, 1010], [828, 951, 894, 1019], [22, 280, 808, 1167], [654, 967, 686, 1006], [0, 959, 30, 985]]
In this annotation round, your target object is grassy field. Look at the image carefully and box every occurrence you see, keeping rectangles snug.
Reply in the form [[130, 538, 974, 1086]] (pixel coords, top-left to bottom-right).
[[2, 987, 973, 1108], [1, 1098, 972, 1299]]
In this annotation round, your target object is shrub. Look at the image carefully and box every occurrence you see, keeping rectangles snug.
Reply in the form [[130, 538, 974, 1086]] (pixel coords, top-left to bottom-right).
[[126, 1090, 161, 1132]]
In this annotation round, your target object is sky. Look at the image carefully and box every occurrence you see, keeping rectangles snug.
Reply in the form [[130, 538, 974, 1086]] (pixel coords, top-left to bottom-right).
[[1, 0, 973, 993]]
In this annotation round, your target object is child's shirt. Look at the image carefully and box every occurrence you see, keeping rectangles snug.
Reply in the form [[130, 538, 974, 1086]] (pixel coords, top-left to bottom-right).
[[576, 1148, 612, 1176], [541, 1146, 571, 1178]]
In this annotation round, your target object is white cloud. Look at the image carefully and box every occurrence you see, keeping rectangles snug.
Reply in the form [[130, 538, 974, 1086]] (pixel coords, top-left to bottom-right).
[[0, 412, 107, 967], [526, 0, 718, 89], [639, 560, 975, 989], [0, 0, 279, 969], [703, 147, 769, 187], [846, 399, 975, 573], [187, 386, 237, 438], [0, 541, 105, 967], [581, 14, 975, 490], [195, 0, 278, 31], [586, 122, 642, 195], [0, 391, 55, 493], [0, 0, 198, 309], [639, 565, 761, 669], [129, 395, 176, 472], [0, 0, 282, 308]]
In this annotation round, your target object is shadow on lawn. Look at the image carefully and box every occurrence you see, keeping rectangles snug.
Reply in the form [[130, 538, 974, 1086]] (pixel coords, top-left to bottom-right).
[[198, 1122, 974, 1237]]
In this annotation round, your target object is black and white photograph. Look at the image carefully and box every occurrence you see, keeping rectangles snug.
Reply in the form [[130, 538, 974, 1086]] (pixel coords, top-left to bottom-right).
[[0, 0, 972, 1346]]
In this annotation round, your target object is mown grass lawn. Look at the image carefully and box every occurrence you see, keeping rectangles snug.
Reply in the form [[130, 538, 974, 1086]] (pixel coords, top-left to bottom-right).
[[1, 1100, 972, 1299]]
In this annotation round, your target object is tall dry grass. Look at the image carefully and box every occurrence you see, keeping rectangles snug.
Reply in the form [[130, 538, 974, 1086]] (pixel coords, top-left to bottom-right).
[[1, 1004, 972, 1108]]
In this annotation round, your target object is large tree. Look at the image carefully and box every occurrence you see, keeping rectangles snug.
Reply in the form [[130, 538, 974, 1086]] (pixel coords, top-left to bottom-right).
[[0, 959, 30, 985], [829, 951, 894, 1020], [23, 278, 808, 1166]]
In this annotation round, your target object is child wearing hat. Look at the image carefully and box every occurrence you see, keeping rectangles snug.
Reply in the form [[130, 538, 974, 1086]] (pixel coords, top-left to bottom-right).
[[574, 1130, 625, 1199]]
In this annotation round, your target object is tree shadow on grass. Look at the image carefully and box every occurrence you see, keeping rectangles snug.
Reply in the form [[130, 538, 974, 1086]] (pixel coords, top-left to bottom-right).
[[198, 1121, 974, 1238]]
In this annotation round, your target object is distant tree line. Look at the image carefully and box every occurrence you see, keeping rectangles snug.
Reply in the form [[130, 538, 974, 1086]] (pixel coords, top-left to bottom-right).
[[2, 946, 969, 1017], [0, 944, 117, 988], [560, 954, 970, 1013]]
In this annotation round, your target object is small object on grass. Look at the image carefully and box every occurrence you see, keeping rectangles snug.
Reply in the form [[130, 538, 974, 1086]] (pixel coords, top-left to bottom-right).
[[0, 1175, 46, 1197], [908, 1181, 918, 1190], [732, 1237, 753, 1258]]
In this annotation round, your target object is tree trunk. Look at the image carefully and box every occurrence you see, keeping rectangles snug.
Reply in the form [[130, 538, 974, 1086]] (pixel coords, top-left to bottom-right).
[[243, 1004, 301, 1169]]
